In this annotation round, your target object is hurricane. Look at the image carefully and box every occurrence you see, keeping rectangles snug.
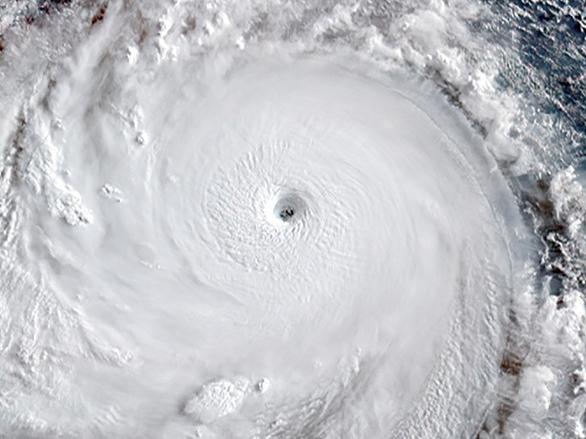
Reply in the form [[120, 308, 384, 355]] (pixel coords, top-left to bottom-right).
[[0, 1, 585, 438]]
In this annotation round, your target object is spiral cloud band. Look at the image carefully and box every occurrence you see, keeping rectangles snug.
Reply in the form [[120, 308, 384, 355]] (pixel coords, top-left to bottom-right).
[[1, 51, 518, 438], [0, 46, 533, 438]]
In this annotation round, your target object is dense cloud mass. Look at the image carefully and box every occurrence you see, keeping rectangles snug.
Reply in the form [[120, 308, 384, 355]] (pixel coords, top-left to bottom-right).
[[0, 1, 585, 438]]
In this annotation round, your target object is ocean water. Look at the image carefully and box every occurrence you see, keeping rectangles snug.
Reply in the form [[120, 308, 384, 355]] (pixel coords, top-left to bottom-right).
[[0, 1, 584, 438]]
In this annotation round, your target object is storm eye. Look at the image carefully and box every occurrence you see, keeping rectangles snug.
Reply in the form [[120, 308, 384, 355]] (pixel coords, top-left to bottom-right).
[[270, 192, 307, 225], [278, 206, 295, 221]]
